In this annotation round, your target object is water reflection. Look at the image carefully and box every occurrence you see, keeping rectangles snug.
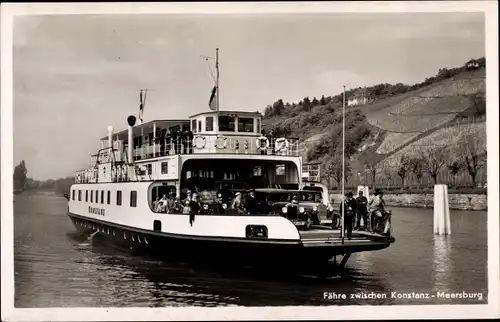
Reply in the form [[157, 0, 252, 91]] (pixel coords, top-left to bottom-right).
[[14, 194, 488, 307], [432, 236, 452, 293]]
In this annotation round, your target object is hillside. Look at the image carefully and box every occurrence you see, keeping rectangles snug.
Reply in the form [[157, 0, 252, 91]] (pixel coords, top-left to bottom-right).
[[262, 58, 487, 189]]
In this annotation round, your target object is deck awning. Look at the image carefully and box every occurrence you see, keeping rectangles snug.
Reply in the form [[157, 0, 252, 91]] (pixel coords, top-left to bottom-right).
[[100, 119, 190, 141]]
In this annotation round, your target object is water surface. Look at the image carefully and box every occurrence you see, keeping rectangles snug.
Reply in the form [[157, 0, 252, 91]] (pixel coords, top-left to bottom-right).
[[14, 193, 488, 307]]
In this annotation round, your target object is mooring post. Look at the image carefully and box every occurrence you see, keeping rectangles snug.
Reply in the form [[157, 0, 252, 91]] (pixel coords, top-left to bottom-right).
[[433, 184, 451, 235]]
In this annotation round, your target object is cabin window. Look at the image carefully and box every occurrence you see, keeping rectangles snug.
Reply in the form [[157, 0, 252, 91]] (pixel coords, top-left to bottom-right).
[[218, 115, 235, 132], [117, 190, 122, 206], [276, 164, 285, 176], [101, 191, 104, 204], [206, 117, 214, 131], [191, 120, 197, 133], [161, 162, 168, 174], [107, 191, 111, 205], [72, 190, 75, 201], [85, 190, 88, 202], [95, 190, 99, 203], [256, 118, 261, 133], [197, 120, 202, 132], [90, 190, 94, 203], [146, 164, 152, 175], [150, 185, 177, 212], [130, 191, 137, 207], [253, 166, 262, 177], [78, 190, 82, 201], [237, 117, 254, 133]]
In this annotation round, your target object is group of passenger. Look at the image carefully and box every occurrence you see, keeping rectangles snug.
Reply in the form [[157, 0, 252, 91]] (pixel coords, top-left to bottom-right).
[[140, 125, 194, 158], [152, 188, 259, 222], [339, 189, 387, 239]]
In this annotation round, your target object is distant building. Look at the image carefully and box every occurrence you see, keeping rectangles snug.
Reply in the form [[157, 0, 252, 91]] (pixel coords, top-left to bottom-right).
[[465, 59, 481, 70], [347, 88, 369, 107]]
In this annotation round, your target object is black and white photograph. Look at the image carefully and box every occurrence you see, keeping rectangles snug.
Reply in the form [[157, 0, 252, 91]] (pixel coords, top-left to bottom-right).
[[1, 2, 499, 321]]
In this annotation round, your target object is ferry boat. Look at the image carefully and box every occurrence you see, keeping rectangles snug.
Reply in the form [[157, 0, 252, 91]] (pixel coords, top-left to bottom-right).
[[66, 111, 395, 267], [66, 50, 394, 269]]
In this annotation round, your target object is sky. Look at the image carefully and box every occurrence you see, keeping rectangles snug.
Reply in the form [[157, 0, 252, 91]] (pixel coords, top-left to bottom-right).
[[12, 13, 485, 180]]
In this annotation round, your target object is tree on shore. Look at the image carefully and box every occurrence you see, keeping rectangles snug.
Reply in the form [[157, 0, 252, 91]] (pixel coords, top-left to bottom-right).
[[13, 160, 28, 192], [364, 159, 378, 190], [323, 156, 352, 189], [455, 124, 487, 188], [424, 147, 448, 185], [409, 156, 426, 189], [448, 161, 462, 187], [397, 154, 411, 189]]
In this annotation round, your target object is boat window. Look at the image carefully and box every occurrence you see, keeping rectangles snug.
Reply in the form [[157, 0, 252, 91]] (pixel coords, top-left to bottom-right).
[[218, 115, 235, 132], [237, 117, 254, 133], [191, 120, 197, 133], [276, 164, 285, 176], [161, 162, 168, 174], [107, 191, 111, 205], [90, 190, 94, 203], [146, 164, 152, 175], [78, 190, 82, 201], [130, 191, 137, 207], [85, 190, 88, 202], [101, 191, 104, 204], [95, 190, 99, 203], [72, 190, 75, 201], [206, 117, 214, 131], [256, 118, 261, 133], [198, 120, 202, 132], [117, 190, 122, 206]]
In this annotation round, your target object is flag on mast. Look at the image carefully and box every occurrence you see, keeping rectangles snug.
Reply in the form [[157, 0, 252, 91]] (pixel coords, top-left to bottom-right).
[[139, 89, 144, 123], [209, 86, 217, 111]]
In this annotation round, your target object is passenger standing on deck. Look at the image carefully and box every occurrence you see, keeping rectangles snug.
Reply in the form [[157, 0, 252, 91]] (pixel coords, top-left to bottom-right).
[[157, 194, 169, 213], [186, 128, 194, 154], [231, 192, 243, 211], [356, 190, 368, 230], [176, 126, 184, 154], [244, 190, 259, 214], [152, 196, 160, 212], [170, 127, 178, 154], [189, 193, 200, 226], [339, 192, 356, 240]]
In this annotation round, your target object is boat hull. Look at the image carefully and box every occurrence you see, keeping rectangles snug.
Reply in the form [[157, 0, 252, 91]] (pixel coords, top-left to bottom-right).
[[68, 212, 393, 268]]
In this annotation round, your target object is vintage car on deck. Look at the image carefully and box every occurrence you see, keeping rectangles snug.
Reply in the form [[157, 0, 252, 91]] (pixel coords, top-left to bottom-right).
[[250, 189, 332, 230]]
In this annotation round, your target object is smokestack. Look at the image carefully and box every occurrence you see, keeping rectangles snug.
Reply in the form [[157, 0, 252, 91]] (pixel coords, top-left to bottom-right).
[[127, 116, 136, 164], [107, 126, 114, 148]]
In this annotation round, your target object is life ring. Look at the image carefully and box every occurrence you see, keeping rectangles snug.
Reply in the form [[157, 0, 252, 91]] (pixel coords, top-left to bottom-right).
[[193, 136, 206, 149], [214, 135, 228, 149], [256, 136, 269, 150], [275, 137, 289, 152]]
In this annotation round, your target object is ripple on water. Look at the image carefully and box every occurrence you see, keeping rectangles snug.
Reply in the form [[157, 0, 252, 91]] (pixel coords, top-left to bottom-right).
[[13, 195, 488, 307]]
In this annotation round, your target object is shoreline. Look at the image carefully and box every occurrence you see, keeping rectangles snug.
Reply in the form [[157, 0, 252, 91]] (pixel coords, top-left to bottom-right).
[[329, 193, 487, 211]]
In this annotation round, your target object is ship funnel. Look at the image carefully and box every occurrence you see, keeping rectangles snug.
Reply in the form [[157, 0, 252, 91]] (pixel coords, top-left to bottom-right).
[[107, 126, 114, 148], [127, 116, 136, 164]]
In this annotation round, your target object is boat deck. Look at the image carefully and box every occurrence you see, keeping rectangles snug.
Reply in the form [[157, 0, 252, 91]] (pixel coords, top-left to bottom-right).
[[299, 228, 391, 248]]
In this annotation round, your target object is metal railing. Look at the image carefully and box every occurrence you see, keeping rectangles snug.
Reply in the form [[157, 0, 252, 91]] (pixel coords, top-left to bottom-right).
[[128, 136, 300, 160]]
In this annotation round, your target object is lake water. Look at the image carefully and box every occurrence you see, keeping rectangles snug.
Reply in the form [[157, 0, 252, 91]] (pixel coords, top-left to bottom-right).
[[13, 193, 488, 307]]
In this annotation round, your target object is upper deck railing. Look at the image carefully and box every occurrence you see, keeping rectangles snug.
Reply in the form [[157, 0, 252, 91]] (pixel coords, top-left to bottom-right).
[[130, 135, 300, 161]]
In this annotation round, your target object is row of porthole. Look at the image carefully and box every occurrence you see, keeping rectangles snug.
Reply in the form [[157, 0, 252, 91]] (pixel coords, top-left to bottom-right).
[[192, 135, 291, 152], [74, 218, 149, 244]]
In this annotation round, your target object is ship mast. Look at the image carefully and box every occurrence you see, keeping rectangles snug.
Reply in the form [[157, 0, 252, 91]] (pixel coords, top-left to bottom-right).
[[216, 48, 219, 112]]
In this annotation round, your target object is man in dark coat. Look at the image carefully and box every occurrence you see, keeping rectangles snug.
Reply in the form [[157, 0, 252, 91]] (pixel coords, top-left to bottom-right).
[[339, 192, 357, 239], [356, 190, 368, 230], [244, 190, 259, 214]]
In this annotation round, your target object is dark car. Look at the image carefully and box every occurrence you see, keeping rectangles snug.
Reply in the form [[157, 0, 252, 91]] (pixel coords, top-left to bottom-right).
[[251, 189, 327, 229]]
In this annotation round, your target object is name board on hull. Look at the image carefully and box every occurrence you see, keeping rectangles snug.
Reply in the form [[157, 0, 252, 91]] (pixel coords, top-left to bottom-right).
[[89, 207, 105, 216]]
